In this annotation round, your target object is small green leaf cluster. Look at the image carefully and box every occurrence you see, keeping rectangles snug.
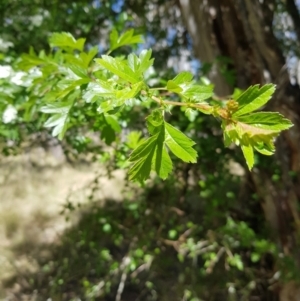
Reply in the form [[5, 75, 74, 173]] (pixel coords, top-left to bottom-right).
[[128, 109, 197, 182], [2, 30, 293, 180], [222, 84, 292, 169]]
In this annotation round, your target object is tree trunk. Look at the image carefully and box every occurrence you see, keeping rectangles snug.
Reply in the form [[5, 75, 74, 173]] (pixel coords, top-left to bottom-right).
[[179, 0, 300, 300]]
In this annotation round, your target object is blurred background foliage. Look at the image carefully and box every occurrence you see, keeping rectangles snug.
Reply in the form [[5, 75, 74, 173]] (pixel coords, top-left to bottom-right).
[[1, 0, 300, 300]]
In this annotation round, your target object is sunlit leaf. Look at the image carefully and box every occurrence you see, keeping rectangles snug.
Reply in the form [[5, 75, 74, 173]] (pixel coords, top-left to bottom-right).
[[128, 49, 154, 77], [233, 84, 275, 117], [49, 32, 85, 51], [95, 56, 140, 83], [236, 112, 293, 131], [109, 29, 143, 52], [241, 144, 254, 170], [164, 122, 197, 163]]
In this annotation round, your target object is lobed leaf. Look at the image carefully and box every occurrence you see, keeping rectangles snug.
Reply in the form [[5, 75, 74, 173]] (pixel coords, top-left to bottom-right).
[[126, 131, 144, 149], [83, 81, 117, 103], [146, 109, 164, 134], [56, 78, 90, 99], [109, 29, 143, 52], [127, 49, 154, 77], [233, 84, 275, 117], [152, 144, 173, 180], [49, 32, 85, 51], [236, 112, 293, 131], [223, 120, 280, 169], [79, 46, 98, 67], [116, 82, 144, 100], [19, 53, 45, 71], [166, 72, 213, 102], [164, 122, 197, 163], [42, 102, 72, 140], [40, 103, 71, 114], [95, 56, 139, 83], [67, 64, 89, 79], [128, 134, 159, 182], [166, 71, 193, 94], [98, 114, 121, 145]]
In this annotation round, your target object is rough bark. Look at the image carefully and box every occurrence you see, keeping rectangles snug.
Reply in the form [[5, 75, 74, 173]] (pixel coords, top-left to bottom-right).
[[179, 0, 300, 300], [179, 0, 232, 95]]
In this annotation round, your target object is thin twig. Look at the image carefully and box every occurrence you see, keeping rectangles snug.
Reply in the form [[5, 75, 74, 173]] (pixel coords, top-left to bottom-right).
[[116, 271, 127, 301], [206, 246, 225, 274], [150, 94, 212, 111]]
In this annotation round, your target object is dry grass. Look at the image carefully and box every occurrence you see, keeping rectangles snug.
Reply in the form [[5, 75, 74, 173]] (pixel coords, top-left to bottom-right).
[[0, 147, 125, 299]]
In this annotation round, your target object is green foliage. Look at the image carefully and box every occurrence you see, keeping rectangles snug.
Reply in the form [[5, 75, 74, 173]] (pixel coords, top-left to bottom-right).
[[0, 31, 293, 179], [222, 84, 293, 169], [49, 32, 86, 51], [109, 29, 144, 53], [166, 71, 214, 102], [2, 4, 295, 300], [95, 56, 141, 84], [128, 109, 198, 182], [16, 174, 279, 300]]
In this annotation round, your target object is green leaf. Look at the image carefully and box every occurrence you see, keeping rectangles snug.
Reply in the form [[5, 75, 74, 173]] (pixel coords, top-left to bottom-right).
[[253, 142, 274, 156], [127, 49, 154, 77], [98, 114, 121, 145], [184, 108, 199, 122], [182, 84, 214, 101], [64, 54, 86, 69], [228, 254, 244, 271], [164, 122, 197, 163], [146, 109, 164, 134], [153, 127, 171, 179], [126, 131, 144, 149], [128, 111, 173, 182], [19, 53, 45, 71], [40, 103, 71, 115], [129, 129, 172, 182], [40, 104, 71, 140], [128, 133, 158, 182], [95, 56, 139, 83], [166, 72, 193, 94], [167, 74, 213, 102], [233, 84, 275, 117], [83, 81, 117, 103], [41, 102, 72, 139], [222, 119, 281, 169], [172, 71, 194, 84], [97, 101, 119, 114], [84, 80, 142, 113], [167, 80, 183, 93], [116, 81, 144, 100], [79, 46, 98, 67], [49, 32, 85, 51], [236, 112, 293, 131], [154, 145, 173, 179], [109, 29, 119, 50], [109, 29, 143, 52], [56, 78, 90, 99], [138, 49, 154, 74], [44, 114, 68, 138], [67, 64, 89, 79], [105, 115, 121, 133], [251, 253, 260, 263], [241, 144, 254, 170]]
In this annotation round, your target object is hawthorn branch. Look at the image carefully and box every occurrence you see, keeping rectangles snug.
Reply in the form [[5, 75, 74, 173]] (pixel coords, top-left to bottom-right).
[[141, 90, 212, 110], [142, 91, 229, 119]]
